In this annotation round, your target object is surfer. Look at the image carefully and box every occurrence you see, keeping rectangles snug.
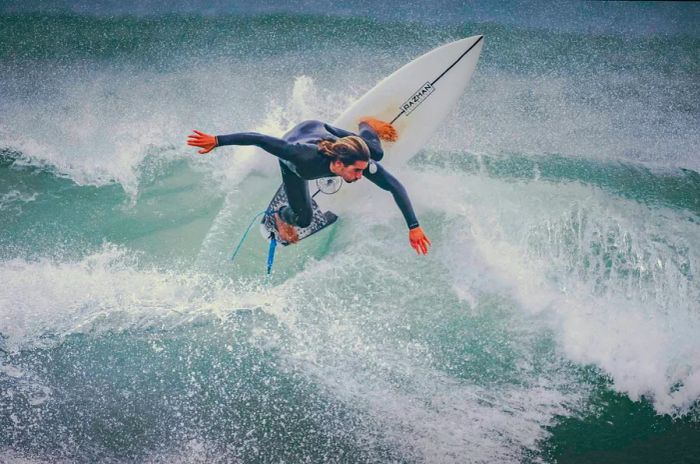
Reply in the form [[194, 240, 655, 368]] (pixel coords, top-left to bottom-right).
[[187, 118, 431, 255]]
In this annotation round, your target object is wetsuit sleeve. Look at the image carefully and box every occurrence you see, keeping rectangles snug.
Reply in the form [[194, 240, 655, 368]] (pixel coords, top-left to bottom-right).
[[323, 122, 384, 161], [364, 162, 419, 229], [215, 132, 310, 162]]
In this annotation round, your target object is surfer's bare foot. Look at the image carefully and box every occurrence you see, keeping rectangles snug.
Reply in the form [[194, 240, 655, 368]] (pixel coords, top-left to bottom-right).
[[274, 213, 299, 244]]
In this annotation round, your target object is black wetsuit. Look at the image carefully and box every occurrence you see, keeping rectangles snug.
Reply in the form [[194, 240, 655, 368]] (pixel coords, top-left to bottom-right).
[[216, 120, 419, 229]]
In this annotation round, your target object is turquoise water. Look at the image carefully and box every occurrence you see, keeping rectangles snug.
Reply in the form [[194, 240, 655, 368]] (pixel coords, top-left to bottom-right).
[[1, 2, 699, 463]]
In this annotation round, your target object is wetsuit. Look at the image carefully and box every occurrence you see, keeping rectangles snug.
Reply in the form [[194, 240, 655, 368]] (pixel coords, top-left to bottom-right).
[[216, 120, 419, 230]]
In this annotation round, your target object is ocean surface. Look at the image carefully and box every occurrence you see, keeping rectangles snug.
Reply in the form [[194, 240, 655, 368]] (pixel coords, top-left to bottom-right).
[[1, 1, 699, 462]]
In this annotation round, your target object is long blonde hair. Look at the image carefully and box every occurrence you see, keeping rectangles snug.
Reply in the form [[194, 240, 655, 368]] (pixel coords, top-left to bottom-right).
[[318, 136, 371, 165]]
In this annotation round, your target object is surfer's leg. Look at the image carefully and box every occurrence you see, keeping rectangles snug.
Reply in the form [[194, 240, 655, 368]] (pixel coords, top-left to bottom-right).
[[278, 161, 313, 228]]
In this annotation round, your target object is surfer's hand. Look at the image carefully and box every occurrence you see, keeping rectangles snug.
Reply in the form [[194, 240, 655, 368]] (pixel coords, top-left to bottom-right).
[[409, 227, 431, 255], [187, 130, 217, 154], [359, 117, 398, 142]]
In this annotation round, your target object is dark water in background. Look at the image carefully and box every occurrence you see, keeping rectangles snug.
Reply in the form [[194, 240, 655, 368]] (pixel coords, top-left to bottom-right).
[[1, 1, 699, 462]]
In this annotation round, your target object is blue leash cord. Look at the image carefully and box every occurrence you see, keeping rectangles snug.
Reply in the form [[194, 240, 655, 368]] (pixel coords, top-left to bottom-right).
[[230, 209, 278, 274], [229, 210, 267, 262], [266, 237, 277, 275]]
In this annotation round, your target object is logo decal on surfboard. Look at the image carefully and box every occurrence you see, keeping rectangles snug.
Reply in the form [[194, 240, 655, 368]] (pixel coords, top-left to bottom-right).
[[400, 82, 435, 116]]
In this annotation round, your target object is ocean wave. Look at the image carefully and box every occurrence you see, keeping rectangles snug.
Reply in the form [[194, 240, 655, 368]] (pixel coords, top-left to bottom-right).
[[2, 5, 699, 459], [418, 168, 700, 416], [0, 242, 584, 462], [413, 150, 700, 215]]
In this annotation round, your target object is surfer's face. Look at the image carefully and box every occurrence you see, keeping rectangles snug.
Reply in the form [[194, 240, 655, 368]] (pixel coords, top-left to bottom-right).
[[333, 160, 369, 183]]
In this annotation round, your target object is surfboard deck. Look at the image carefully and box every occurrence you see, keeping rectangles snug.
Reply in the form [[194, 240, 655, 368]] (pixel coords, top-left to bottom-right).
[[260, 185, 338, 246], [333, 35, 483, 168], [314, 35, 484, 212]]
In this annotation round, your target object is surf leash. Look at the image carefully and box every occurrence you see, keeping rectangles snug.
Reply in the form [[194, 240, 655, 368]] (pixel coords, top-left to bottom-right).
[[230, 210, 267, 263], [229, 209, 280, 275], [266, 236, 277, 274]]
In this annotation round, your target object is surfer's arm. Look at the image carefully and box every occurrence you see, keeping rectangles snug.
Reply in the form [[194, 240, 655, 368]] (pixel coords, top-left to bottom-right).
[[365, 164, 431, 255], [187, 129, 309, 159], [214, 132, 309, 161], [323, 122, 384, 161], [364, 163, 419, 229]]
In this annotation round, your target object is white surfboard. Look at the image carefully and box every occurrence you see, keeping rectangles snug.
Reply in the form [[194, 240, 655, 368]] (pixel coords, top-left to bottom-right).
[[334, 35, 483, 168], [313, 35, 483, 208], [262, 35, 483, 242]]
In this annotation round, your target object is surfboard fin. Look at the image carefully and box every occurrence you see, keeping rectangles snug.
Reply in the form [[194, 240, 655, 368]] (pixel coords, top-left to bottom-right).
[[266, 236, 277, 274]]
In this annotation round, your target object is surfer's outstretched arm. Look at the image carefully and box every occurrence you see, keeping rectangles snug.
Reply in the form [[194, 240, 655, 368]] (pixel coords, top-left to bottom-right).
[[364, 163, 431, 255], [187, 130, 310, 161]]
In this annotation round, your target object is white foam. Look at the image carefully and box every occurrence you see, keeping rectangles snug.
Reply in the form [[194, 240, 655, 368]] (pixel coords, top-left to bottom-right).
[[424, 169, 700, 416], [0, 238, 584, 460], [0, 190, 38, 211], [0, 244, 286, 351], [1, 68, 333, 199], [0, 212, 582, 460], [246, 248, 584, 462]]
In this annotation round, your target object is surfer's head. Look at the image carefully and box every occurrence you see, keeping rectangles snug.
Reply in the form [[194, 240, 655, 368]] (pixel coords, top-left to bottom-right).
[[320, 136, 371, 183]]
